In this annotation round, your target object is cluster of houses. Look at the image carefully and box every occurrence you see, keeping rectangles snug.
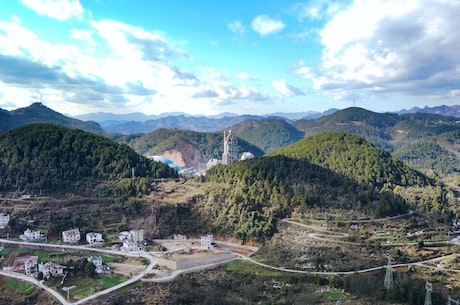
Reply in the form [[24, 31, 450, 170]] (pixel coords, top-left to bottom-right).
[[2, 254, 105, 279], [118, 229, 145, 252]]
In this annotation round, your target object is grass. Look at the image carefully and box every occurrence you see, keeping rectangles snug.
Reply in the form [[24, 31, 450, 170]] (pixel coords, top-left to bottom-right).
[[99, 255, 123, 263], [225, 259, 284, 276], [322, 291, 343, 300], [101, 275, 124, 289], [0, 247, 12, 256], [2, 278, 36, 296], [16, 248, 34, 255]]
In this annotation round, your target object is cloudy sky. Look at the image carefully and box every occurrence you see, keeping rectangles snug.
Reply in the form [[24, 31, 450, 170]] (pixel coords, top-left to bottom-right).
[[0, 0, 459, 116]]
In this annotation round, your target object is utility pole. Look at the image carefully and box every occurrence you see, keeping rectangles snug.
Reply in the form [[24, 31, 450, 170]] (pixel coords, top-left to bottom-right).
[[384, 256, 393, 291], [424, 281, 432, 305]]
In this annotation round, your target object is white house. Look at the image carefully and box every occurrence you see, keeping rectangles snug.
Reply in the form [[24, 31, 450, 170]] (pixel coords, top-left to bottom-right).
[[121, 240, 144, 253], [20, 228, 42, 241], [0, 213, 9, 229], [62, 228, 80, 244], [130, 229, 144, 242], [119, 229, 145, 253], [38, 261, 65, 278], [86, 232, 104, 245], [87, 256, 103, 274], [201, 234, 214, 249]]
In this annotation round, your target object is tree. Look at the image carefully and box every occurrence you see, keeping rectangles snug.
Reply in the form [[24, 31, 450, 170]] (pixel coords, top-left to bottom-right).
[[84, 261, 96, 277]]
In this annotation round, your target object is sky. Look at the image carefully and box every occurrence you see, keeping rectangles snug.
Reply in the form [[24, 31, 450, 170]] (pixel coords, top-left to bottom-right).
[[0, 0, 459, 116]]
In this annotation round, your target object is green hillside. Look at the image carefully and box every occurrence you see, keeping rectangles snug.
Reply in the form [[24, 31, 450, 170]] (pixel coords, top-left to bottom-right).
[[268, 132, 431, 187], [112, 128, 264, 159], [0, 124, 176, 194], [200, 154, 403, 240], [394, 130, 460, 176], [230, 118, 304, 152], [0, 103, 105, 134], [293, 107, 398, 151]]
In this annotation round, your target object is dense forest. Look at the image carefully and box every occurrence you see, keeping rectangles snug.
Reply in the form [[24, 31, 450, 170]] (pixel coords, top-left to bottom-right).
[[0, 124, 177, 194], [268, 132, 431, 187], [394, 130, 460, 176], [199, 154, 407, 241], [229, 118, 305, 152], [112, 128, 264, 159], [0, 103, 104, 134]]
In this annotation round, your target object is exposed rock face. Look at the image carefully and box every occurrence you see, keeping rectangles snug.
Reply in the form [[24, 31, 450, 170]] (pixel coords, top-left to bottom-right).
[[160, 138, 209, 170]]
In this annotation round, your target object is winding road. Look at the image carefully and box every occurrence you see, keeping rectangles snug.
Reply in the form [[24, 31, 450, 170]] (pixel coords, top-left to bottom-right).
[[0, 215, 458, 304]]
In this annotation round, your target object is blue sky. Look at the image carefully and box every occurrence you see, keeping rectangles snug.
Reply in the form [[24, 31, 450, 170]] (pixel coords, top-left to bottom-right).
[[0, 0, 459, 116]]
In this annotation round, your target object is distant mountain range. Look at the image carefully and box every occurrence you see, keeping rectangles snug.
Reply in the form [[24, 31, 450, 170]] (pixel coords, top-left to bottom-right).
[[0, 102, 105, 134], [74, 104, 460, 134]]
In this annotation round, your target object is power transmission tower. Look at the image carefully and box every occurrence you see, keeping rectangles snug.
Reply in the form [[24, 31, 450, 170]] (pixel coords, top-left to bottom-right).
[[448, 296, 460, 305], [384, 256, 393, 290], [424, 281, 432, 305]]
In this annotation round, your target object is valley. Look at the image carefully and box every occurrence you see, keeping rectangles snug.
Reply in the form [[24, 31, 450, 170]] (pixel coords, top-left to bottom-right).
[[0, 104, 459, 304]]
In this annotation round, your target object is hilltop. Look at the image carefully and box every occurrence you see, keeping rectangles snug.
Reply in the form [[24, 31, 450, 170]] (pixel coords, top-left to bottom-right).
[[0, 124, 176, 195], [0, 103, 105, 134]]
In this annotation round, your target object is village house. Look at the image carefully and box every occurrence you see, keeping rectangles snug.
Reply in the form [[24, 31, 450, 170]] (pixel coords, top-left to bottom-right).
[[119, 229, 145, 253], [38, 261, 65, 278], [86, 232, 104, 245], [3, 255, 38, 276], [0, 213, 10, 229], [87, 256, 103, 274], [19, 228, 44, 241], [201, 234, 214, 249], [62, 228, 80, 244]]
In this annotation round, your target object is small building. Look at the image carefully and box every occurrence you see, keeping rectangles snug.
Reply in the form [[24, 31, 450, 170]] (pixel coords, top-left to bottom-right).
[[201, 234, 214, 249], [87, 256, 103, 274], [62, 228, 80, 244], [4, 255, 38, 276], [121, 240, 145, 253], [20, 228, 44, 242], [119, 229, 145, 253], [86, 232, 104, 245], [38, 261, 65, 278], [0, 213, 9, 229]]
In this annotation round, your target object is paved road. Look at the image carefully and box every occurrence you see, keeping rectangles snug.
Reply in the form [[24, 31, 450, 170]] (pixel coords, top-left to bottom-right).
[[0, 269, 69, 304], [1, 227, 458, 304], [0, 238, 156, 305]]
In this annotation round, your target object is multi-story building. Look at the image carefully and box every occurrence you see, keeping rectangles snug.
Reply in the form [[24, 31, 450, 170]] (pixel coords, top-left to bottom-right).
[[86, 232, 104, 245], [20, 228, 43, 241], [201, 234, 214, 249], [119, 229, 145, 253], [0, 213, 10, 229], [38, 261, 65, 278], [62, 228, 80, 244], [87, 256, 103, 274]]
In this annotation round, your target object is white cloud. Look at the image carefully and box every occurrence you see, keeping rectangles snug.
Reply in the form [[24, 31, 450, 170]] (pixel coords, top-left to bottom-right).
[[235, 73, 258, 81], [71, 29, 95, 46], [287, 0, 346, 21], [228, 20, 245, 36], [21, 0, 84, 21], [272, 79, 306, 96], [309, 0, 460, 100], [251, 15, 285, 36]]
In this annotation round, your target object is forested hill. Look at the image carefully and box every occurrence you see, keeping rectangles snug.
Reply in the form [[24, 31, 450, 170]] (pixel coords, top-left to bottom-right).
[[200, 154, 408, 240], [0, 124, 177, 194], [268, 131, 433, 188], [111, 128, 265, 159], [229, 118, 304, 153], [0, 103, 105, 134]]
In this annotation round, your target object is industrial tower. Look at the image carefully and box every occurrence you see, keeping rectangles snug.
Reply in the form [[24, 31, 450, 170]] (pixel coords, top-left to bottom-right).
[[384, 256, 393, 291], [222, 129, 238, 165], [424, 281, 432, 305]]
